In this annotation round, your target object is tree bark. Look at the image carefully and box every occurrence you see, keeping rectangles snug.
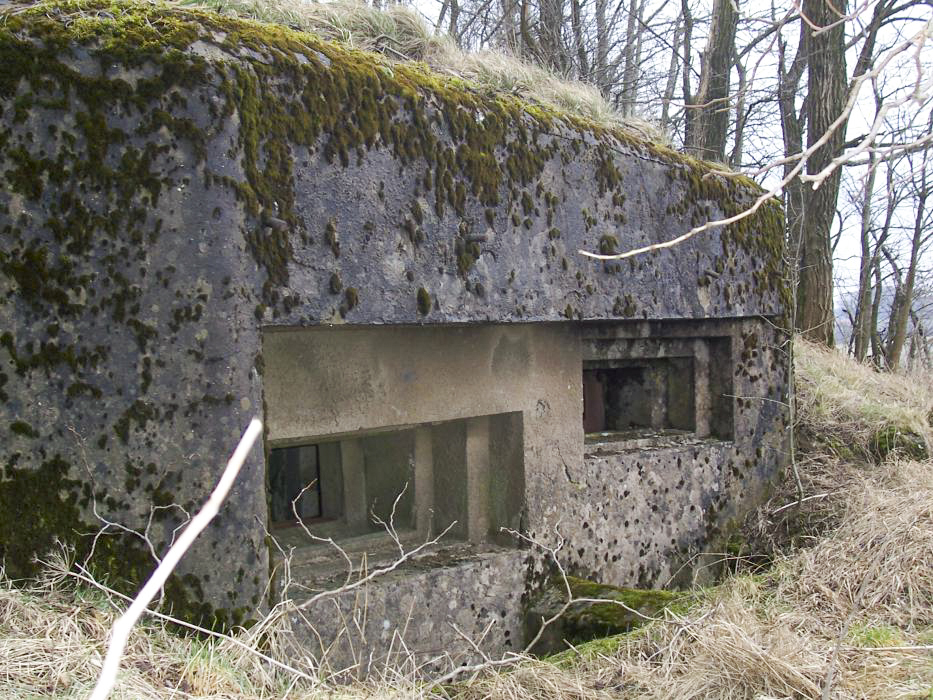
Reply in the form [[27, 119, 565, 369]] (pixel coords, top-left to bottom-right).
[[499, 0, 520, 50], [538, 0, 568, 72], [569, 0, 590, 81], [680, 0, 694, 144], [449, 0, 461, 45], [730, 54, 747, 167], [885, 151, 930, 370], [619, 0, 642, 116], [852, 157, 879, 362], [777, 24, 807, 317], [796, 0, 848, 346], [870, 253, 884, 364], [660, 13, 683, 130], [684, 0, 738, 161]]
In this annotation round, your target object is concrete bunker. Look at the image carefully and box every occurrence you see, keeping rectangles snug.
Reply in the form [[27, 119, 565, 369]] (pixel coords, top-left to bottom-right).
[[0, 0, 789, 672]]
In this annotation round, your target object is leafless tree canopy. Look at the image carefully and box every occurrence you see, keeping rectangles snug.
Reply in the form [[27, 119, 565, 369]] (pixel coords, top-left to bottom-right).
[[425, 0, 933, 365]]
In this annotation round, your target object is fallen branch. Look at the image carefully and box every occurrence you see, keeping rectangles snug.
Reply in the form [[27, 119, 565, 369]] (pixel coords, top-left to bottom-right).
[[772, 492, 836, 513]]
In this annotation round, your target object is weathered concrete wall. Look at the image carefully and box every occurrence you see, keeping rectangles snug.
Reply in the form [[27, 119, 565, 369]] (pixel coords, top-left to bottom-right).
[[0, 0, 787, 636], [285, 545, 527, 673], [534, 319, 788, 591]]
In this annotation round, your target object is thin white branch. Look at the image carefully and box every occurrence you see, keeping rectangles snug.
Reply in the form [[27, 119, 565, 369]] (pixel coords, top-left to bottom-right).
[[580, 18, 933, 263], [87, 418, 263, 700], [772, 491, 838, 513]]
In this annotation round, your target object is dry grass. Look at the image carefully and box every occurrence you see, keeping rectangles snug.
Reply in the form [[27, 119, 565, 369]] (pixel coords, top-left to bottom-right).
[[0, 556, 396, 699], [795, 338, 933, 457], [0, 570, 251, 698], [787, 458, 933, 628], [744, 339, 933, 557], [176, 0, 666, 140]]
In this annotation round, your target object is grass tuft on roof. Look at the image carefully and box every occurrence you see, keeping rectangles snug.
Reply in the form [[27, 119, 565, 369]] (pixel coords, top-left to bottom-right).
[[177, 0, 667, 141]]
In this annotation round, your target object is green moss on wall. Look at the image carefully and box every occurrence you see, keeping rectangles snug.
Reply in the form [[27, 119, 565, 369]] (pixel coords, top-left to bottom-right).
[[0, 455, 81, 579], [416, 286, 431, 315], [528, 574, 692, 652], [1, 0, 782, 316], [563, 576, 688, 637], [0, 452, 251, 631]]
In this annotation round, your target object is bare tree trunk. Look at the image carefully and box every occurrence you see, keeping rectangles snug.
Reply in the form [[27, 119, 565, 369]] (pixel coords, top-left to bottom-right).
[[681, 0, 694, 145], [870, 254, 884, 365], [911, 311, 932, 370], [499, 0, 520, 49], [619, 0, 642, 116], [908, 311, 922, 371], [852, 156, 879, 361], [570, 0, 590, 80], [519, 0, 539, 59], [885, 152, 930, 370], [796, 0, 848, 347], [539, 0, 568, 71], [449, 0, 461, 45], [730, 54, 747, 167], [592, 0, 609, 91], [883, 247, 905, 366], [632, 0, 647, 100], [684, 0, 738, 161], [859, 164, 898, 362], [777, 26, 807, 310], [660, 13, 683, 130]]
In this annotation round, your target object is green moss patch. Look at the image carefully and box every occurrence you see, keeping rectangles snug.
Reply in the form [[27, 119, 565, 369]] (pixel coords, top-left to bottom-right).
[[871, 426, 928, 462], [527, 575, 692, 654]]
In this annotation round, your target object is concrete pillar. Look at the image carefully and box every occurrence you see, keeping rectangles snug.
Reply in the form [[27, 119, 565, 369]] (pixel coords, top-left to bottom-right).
[[318, 442, 344, 520], [693, 340, 711, 438], [340, 439, 368, 531], [414, 427, 434, 536], [647, 365, 667, 429], [466, 416, 490, 543]]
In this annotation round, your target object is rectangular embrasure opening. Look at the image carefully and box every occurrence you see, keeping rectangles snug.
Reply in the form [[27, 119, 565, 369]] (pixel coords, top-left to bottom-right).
[[267, 413, 524, 547], [269, 444, 322, 525], [584, 358, 695, 439], [582, 334, 734, 444]]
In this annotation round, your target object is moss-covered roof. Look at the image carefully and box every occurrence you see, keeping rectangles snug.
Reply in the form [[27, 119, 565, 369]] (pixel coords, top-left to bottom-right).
[[0, 0, 784, 304], [0, 0, 699, 152]]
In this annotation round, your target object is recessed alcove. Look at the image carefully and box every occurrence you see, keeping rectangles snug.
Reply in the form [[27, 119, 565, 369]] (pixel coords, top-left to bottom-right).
[[266, 413, 525, 548], [582, 332, 734, 444]]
